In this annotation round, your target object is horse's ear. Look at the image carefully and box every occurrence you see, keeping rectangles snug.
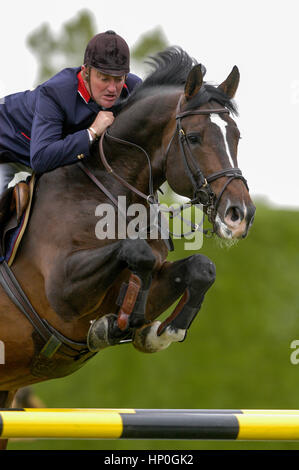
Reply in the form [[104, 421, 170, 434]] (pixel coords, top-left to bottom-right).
[[184, 64, 204, 100], [218, 65, 240, 98]]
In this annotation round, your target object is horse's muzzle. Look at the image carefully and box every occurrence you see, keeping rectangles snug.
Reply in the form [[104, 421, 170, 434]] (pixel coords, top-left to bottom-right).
[[215, 202, 256, 239]]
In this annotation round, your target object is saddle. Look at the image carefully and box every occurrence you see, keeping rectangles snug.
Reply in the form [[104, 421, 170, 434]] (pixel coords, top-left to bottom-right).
[[0, 175, 35, 265]]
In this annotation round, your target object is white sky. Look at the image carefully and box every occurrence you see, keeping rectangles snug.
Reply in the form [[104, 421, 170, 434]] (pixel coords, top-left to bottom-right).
[[1, 0, 298, 209]]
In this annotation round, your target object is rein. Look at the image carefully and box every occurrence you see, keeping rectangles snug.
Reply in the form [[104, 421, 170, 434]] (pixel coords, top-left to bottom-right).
[[99, 131, 156, 204]]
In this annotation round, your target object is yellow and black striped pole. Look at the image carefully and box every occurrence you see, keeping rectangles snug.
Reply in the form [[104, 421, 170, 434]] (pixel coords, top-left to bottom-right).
[[1, 409, 299, 440]]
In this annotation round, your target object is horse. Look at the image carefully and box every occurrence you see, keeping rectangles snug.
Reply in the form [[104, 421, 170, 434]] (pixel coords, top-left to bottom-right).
[[0, 47, 255, 448]]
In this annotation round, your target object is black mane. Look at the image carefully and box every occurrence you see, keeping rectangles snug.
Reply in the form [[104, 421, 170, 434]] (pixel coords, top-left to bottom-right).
[[117, 47, 238, 115], [142, 46, 196, 88]]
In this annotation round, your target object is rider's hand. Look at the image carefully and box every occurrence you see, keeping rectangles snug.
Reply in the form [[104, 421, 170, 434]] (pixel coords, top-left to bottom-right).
[[90, 111, 114, 138]]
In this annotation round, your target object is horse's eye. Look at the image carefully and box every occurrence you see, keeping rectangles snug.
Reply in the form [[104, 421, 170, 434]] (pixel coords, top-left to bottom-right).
[[187, 134, 201, 144]]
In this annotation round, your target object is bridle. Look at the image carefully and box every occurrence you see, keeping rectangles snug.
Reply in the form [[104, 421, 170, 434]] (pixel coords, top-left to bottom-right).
[[164, 96, 249, 223], [78, 94, 249, 237]]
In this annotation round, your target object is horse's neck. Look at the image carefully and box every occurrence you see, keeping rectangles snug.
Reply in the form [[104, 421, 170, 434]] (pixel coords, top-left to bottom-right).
[[112, 91, 179, 141], [105, 91, 180, 193]]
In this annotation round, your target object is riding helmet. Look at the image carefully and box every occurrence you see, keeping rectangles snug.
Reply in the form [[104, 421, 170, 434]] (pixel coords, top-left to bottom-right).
[[84, 30, 130, 76]]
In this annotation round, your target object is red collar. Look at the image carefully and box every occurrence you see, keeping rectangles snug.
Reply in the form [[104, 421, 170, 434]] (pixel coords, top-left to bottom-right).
[[77, 71, 91, 103]]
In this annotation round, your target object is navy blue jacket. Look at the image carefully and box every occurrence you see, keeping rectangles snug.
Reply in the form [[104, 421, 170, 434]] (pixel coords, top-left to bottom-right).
[[0, 67, 141, 173]]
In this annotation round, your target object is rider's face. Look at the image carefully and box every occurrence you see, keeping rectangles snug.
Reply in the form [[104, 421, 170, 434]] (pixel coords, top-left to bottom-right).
[[82, 67, 125, 108]]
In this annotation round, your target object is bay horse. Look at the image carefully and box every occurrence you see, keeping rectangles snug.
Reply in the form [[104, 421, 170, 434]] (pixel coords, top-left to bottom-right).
[[0, 47, 255, 448]]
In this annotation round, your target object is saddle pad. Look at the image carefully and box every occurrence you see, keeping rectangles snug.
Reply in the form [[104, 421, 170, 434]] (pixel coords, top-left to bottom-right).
[[0, 174, 35, 266]]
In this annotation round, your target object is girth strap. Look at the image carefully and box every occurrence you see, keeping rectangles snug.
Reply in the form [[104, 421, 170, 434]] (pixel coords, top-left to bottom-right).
[[0, 260, 89, 359]]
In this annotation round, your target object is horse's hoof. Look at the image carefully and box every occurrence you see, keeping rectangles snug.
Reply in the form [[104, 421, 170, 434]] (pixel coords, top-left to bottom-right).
[[87, 314, 117, 352], [87, 314, 132, 351]]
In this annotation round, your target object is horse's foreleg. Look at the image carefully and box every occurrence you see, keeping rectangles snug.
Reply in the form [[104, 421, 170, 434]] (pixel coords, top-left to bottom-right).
[[133, 254, 216, 353], [115, 238, 156, 329], [86, 239, 156, 351]]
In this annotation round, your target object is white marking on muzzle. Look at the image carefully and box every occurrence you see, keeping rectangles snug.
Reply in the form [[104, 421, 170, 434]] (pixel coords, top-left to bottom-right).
[[215, 213, 232, 239]]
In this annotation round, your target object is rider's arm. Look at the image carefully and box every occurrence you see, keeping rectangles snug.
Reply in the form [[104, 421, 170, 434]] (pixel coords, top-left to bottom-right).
[[30, 86, 91, 173]]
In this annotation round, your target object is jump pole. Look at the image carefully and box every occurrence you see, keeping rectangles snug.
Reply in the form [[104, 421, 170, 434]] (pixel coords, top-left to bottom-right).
[[2, 409, 299, 440]]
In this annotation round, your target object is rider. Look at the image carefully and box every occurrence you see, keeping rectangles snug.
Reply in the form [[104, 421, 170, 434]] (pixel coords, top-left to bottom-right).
[[0, 30, 141, 196]]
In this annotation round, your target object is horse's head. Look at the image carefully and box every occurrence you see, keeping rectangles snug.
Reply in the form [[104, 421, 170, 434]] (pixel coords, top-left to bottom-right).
[[164, 65, 255, 239]]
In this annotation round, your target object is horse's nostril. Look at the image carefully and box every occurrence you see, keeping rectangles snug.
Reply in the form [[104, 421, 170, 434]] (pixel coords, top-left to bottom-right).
[[225, 206, 244, 223]]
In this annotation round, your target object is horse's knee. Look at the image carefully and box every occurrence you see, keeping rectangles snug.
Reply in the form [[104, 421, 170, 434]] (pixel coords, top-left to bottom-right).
[[119, 239, 156, 272]]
